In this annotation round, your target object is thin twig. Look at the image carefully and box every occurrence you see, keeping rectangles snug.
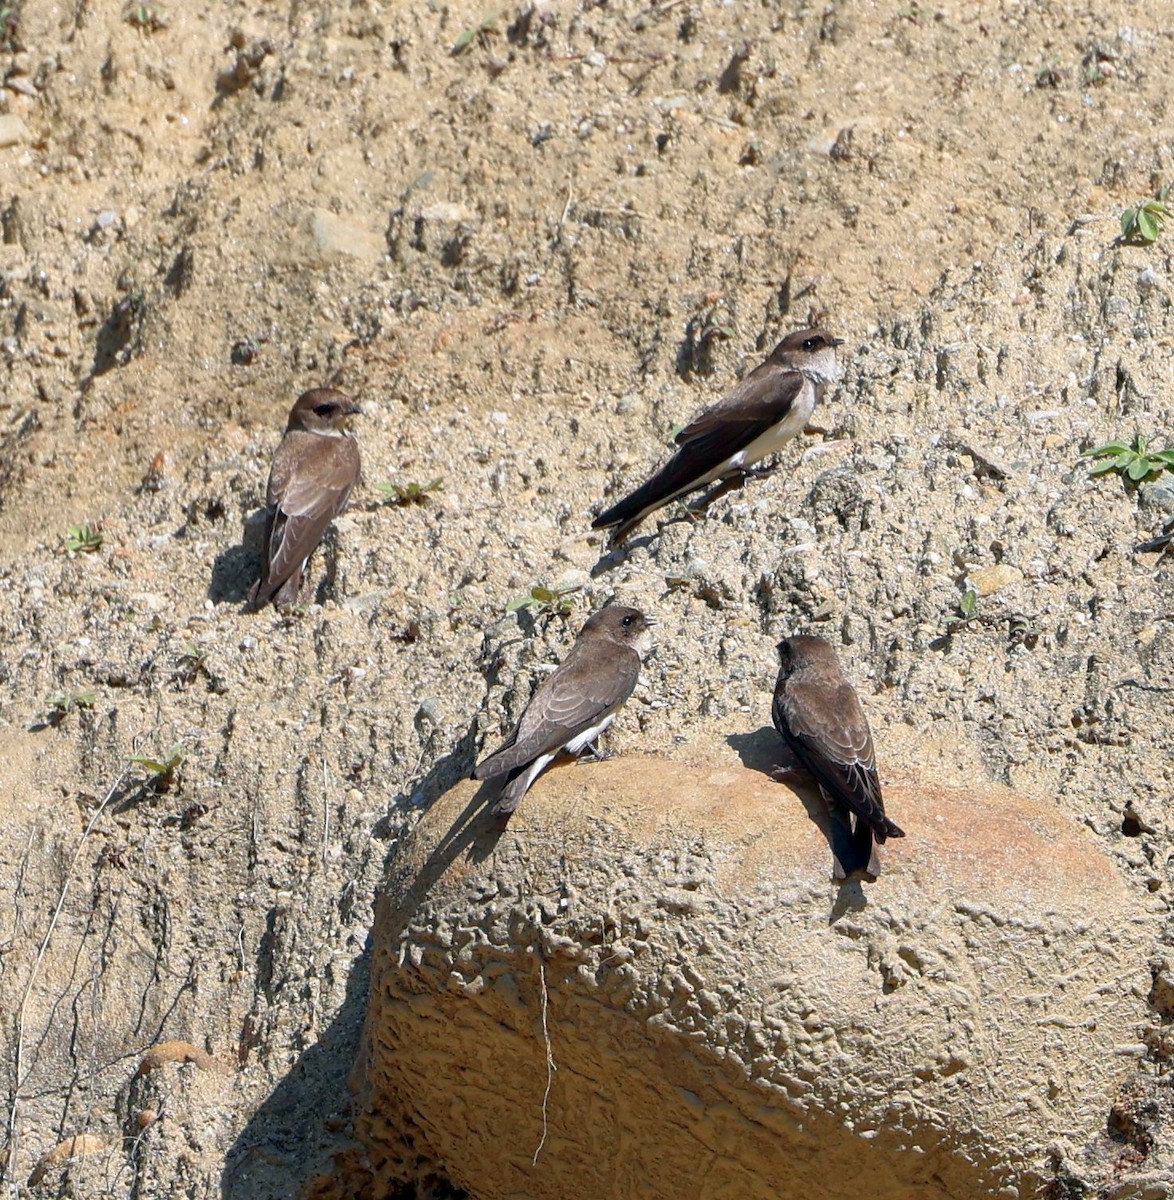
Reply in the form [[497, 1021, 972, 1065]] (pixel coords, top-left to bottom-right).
[[4, 763, 131, 1193], [532, 958, 556, 1166], [321, 755, 331, 867]]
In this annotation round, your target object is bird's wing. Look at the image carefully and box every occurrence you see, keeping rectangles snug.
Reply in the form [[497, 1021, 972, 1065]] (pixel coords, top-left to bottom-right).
[[672, 361, 805, 456], [772, 679, 895, 837], [591, 368, 806, 534], [474, 644, 640, 779], [259, 435, 359, 599]]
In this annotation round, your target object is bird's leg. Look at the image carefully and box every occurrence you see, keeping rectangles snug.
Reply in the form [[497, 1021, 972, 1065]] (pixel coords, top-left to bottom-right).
[[688, 465, 772, 515], [580, 740, 608, 762], [770, 765, 811, 785]]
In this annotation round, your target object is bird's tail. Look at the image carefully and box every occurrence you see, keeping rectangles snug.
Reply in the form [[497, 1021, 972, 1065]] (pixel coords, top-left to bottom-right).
[[874, 814, 905, 843], [825, 804, 880, 881], [488, 753, 555, 817], [592, 453, 713, 543]]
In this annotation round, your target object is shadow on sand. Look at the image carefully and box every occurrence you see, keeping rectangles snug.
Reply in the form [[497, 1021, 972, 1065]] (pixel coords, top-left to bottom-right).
[[209, 508, 267, 605], [222, 730, 514, 1198], [726, 726, 868, 920]]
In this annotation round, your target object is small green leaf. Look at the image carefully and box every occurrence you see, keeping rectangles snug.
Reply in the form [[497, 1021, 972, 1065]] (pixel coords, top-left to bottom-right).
[[505, 596, 531, 613], [452, 26, 476, 53], [530, 587, 557, 603], [1083, 440, 1132, 457], [1136, 210, 1159, 242], [1127, 457, 1153, 481], [960, 588, 978, 620], [1152, 450, 1174, 466], [1121, 209, 1137, 238], [1089, 459, 1121, 475]]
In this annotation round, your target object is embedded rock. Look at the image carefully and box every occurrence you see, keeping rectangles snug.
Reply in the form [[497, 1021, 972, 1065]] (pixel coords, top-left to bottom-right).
[[353, 745, 1153, 1199]]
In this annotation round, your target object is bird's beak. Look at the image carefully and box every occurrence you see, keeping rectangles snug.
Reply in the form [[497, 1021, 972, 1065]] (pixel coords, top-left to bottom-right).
[[829, 337, 845, 348], [344, 402, 363, 416]]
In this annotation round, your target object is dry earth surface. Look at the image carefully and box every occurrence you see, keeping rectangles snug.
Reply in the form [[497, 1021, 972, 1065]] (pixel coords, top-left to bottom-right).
[[0, 0, 1172, 1196]]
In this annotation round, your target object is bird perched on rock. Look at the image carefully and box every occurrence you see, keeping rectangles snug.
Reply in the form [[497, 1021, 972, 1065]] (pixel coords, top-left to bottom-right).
[[591, 327, 843, 546], [247, 388, 361, 610], [474, 605, 653, 816], [771, 634, 904, 880]]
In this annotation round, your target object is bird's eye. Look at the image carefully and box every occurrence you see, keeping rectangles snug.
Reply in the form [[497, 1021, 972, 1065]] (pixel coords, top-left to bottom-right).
[[621, 614, 634, 627], [801, 337, 819, 351], [315, 403, 338, 416]]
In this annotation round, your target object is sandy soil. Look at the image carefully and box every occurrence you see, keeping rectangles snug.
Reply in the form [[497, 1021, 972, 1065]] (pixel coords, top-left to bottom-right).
[[0, 0, 1172, 1194]]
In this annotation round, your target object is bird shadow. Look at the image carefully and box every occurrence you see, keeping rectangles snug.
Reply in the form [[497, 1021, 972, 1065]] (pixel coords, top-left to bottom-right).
[[589, 535, 652, 578], [221, 728, 490, 1199], [379, 719, 511, 883], [209, 508, 267, 604], [726, 727, 870, 917]]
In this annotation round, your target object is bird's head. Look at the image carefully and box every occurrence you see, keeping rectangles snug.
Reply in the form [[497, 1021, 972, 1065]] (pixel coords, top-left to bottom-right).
[[776, 633, 838, 678], [769, 327, 844, 386], [586, 605, 655, 658], [287, 388, 362, 434]]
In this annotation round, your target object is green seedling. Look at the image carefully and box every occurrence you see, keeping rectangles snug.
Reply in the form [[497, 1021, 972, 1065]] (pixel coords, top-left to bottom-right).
[[174, 642, 208, 687], [506, 584, 581, 619], [959, 586, 979, 622], [376, 477, 445, 506], [46, 690, 95, 724], [1082, 435, 1174, 484], [124, 2, 166, 31], [131, 744, 185, 793], [1035, 59, 1066, 88], [451, 12, 498, 55], [65, 524, 103, 553], [1120, 190, 1170, 245], [0, 6, 18, 48]]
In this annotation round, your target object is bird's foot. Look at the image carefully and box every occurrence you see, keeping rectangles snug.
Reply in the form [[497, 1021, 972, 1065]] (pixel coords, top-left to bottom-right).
[[741, 461, 780, 481], [687, 468, 761, 515], [579, 741, 609, 763], [770, 766, 809, 785]]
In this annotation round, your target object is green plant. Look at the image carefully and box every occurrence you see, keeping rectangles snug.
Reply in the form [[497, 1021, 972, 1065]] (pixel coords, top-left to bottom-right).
[[958, 586, 979, 622], [1035, 59, 1066, 88], [1120, 189, 1170, 245], [46, 690, 95, 724], [124, 2, 166, 30], [451, 12, 498, 55], [65, 524, 103, 553], [1082, 435, 1174, 484], [174, 643, 207, 688], [376, 477, 445, 506], [131, 744, 185, 793], [506, 584, 581, 618], [0, 5, 18, 49]]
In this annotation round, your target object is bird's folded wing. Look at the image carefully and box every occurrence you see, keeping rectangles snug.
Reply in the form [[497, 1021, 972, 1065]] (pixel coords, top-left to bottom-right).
[[773, 681, 885, 826], [475, 648, 639, 779], [673, 363, 804, 453], [263, 439, 359, 590]]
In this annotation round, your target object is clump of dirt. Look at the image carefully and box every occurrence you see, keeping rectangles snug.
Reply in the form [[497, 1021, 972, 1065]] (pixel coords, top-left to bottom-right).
[[0, 0, 1172, 1196]]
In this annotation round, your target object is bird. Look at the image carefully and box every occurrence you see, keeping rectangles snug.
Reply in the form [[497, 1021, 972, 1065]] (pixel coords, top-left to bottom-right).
[[771, 634, 904, 881], [474, 605, 654, 816], [247, 388, 361, 610], [591, 327, 843, 546]]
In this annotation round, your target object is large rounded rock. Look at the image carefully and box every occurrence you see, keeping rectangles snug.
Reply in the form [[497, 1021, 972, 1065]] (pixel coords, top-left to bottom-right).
[[352, 740, 1154, 1198]]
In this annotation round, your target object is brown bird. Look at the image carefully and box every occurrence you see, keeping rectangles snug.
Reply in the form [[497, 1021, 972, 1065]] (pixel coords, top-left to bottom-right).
[[247, 388, 361, 610], [592, 327, 843, 545], [771, 634, 904, 880], [474, 606, 654, 815]]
